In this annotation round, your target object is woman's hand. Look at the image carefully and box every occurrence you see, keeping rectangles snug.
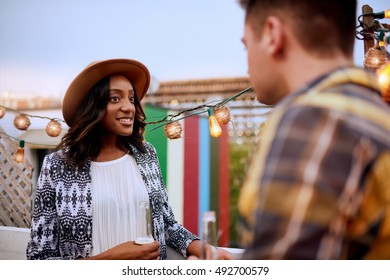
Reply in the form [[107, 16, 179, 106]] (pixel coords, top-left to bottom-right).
[[81, 241, 160, 260]]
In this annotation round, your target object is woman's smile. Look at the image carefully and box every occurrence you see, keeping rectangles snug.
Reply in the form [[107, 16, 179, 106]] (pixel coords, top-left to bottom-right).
[[117, 117, 133, 126]]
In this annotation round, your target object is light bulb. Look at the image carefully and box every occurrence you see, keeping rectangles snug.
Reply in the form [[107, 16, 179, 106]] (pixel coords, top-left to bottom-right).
[[377, 61, 390, 102], [14, 114, 31, 130], [385, 9, 390, 19], [208, 108, 222, 138], [364, 46, 389, 72], [163, 121, 182, 139], [14, 140, 25, 163], [45, 120, 62, 137], [214, 105, 231, 125]]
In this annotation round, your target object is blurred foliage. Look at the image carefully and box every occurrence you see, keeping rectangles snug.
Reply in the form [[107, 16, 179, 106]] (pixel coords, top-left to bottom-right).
[[228, 140, 256, 247]]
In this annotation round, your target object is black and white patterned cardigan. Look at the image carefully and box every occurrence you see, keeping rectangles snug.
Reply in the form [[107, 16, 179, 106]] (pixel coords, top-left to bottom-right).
[[26, 142, 198, 260]]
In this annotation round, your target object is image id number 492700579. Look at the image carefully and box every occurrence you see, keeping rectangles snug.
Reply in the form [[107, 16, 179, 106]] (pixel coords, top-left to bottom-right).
[[214, 266, 269, 276]]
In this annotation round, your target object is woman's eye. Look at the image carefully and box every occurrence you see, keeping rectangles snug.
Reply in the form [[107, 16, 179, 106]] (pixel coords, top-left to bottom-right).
[[111, 96, 120, 102], [129, 96, 135, 103]]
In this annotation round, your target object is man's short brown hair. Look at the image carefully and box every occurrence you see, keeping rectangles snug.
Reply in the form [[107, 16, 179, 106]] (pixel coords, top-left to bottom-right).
[[239, 0, 357, 57]]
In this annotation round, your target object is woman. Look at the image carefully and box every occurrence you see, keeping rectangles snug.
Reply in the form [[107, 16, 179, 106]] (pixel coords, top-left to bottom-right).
[[26, 58, 232, 260]]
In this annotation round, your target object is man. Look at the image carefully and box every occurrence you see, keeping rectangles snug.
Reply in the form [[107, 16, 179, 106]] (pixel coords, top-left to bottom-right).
[[237, 0, 390, 259]]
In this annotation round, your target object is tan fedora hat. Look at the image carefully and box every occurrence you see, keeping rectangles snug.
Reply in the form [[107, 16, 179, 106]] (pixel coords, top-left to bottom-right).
[[62, 58, 150, 126]]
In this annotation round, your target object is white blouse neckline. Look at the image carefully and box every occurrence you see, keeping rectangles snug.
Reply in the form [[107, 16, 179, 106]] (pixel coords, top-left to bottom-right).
[[91, 153, 129, 166]]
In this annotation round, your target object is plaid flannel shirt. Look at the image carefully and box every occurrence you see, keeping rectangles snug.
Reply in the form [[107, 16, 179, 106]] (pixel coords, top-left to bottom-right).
[[238, 67, 390, 259]]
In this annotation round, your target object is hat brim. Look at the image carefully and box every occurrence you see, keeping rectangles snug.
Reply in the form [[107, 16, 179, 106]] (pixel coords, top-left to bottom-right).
[[62, 58, 150, 126]]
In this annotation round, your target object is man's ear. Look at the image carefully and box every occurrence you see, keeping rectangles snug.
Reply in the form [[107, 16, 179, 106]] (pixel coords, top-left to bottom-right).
[[263, 16, 285, 57]]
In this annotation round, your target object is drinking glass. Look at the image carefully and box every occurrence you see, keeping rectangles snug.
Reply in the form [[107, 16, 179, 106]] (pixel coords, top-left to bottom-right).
[[201, 211, 218, 259], [135, 201, 154, 245]]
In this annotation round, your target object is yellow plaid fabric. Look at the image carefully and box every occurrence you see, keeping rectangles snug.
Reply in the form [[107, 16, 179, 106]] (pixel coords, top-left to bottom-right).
[[238, 67, 390, 259]]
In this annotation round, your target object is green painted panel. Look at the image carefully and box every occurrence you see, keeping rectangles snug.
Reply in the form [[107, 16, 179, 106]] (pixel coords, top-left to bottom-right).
[[144, 105, 168, 185]]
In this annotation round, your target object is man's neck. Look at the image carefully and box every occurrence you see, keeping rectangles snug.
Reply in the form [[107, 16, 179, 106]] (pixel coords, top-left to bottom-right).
[[285, 52, 354, 95]]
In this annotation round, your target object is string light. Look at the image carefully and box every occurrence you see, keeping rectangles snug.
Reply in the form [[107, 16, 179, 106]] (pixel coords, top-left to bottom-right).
[[208, 108, 222, 138], [14, 114, 31, 130], [1, 7, 388, 162], [45, 120, 62, 137], [163, 121, 182, 139], [0, 105, 66, 135], [214, 105, 231, 125], [371, 9, 390, 19], [364, 45, 389, 72], [145, 87, 254, 139], [1, 87, 256, 146], [357, 7, 390, 103], [14, 140, 25, 163], [377, 61, 390, 102]]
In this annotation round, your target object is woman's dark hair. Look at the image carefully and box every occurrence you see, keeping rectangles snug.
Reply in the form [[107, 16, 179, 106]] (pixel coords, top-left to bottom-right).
[[57, 75, 147, 168]]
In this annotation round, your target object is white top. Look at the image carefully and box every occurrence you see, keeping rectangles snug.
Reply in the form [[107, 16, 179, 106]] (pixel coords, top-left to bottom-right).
[[90, 154, 150, 255]]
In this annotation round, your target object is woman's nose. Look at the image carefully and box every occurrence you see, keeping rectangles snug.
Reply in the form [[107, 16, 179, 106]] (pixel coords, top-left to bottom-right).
[[121, 99, 135, 112]]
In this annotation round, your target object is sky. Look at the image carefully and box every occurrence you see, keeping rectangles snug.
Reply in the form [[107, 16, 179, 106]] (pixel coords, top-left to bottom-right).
[[0, 0, 389, 98]]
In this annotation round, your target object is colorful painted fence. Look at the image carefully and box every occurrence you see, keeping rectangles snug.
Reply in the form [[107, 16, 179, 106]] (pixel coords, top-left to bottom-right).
[[144, 105, 230, 246]]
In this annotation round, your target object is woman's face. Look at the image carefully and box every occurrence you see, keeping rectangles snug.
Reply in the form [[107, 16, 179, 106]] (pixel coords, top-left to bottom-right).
[[100, 74, 136, 136]]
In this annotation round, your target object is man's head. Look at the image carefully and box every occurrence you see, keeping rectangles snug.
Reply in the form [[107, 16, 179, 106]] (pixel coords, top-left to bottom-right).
[[239, 0, 357, 104]]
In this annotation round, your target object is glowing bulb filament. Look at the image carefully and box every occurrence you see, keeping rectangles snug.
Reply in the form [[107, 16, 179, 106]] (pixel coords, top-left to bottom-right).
[[208, 108, 222, 138], [377, 61, 390, 102], [385, 9, 390, 19], [14, 140, 25, 163]]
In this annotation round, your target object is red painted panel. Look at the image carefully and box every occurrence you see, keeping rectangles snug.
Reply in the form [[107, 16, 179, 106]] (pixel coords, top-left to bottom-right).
[[183, 116, 199, 234]]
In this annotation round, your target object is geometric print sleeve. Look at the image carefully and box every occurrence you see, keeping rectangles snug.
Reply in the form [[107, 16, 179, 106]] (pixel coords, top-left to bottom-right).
[[26, 154, 62, 260], [138, 143, 199, 259], [26, 151, 92, 260]]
